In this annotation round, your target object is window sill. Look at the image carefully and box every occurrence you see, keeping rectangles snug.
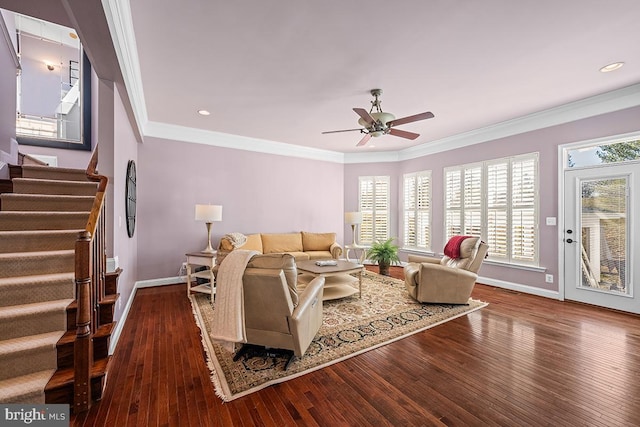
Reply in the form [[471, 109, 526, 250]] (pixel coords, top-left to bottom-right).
[[400, 248, 436, 257], [483, 259, 546, 273]]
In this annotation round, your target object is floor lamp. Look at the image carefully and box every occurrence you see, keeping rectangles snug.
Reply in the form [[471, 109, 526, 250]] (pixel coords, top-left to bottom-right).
[[345, 212, 362, 245], [195, 204, 223, 253]]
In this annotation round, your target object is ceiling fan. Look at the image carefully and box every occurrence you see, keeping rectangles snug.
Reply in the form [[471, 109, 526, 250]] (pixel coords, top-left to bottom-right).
[[322, 89, 434, 147]]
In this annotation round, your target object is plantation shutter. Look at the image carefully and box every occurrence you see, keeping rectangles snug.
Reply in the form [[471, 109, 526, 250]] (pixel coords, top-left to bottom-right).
[[403, 175, 416, 247], [444, 169, 462, 241], [487, 162, 508, 259], [359, 176, 390, 244], [403, 171, 431, 250], [511, 157, 537, 262], [463, 166, 482, 236]]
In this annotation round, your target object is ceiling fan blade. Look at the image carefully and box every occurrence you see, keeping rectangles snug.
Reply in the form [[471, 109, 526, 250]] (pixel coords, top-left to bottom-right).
[[387, 111, 434, 127], [356, 133, 372, 147], [353, 108, 376, 126], [389, 128, 420, 140], [322, 128, 363, 134]]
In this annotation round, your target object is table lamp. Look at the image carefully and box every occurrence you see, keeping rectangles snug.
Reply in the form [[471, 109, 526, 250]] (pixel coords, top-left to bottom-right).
[[345, 211, 362, 245], [195, 204, 222, 253]]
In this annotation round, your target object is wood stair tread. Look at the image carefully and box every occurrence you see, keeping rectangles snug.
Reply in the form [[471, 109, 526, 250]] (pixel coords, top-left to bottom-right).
[[59, 323, 115, 345], [100, 294, 119, 305], [45, 357, 110, 392]]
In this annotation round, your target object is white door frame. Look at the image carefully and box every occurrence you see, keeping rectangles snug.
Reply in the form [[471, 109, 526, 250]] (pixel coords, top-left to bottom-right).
[[558, 134, 640, 311]]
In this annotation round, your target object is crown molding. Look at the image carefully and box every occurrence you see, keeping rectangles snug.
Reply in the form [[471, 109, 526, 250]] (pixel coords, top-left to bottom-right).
[[103, 0, 640, 165], [102, 0, 148, 135], [145, 121, 345, 163], [392, 83, 640, 163]]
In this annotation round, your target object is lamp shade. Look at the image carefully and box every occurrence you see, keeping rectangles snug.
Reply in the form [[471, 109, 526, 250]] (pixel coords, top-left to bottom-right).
[[195, 204, 222, 222], [345, 211, 362, 225]]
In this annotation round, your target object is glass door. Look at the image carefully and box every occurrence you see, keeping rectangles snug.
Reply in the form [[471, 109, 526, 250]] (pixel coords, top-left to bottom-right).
[[563, 163, 639, 314]]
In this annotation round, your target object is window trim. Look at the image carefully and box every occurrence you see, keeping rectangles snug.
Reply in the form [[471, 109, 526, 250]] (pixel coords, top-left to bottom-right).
[[402, 170, 432, 251], [444, 152, 540, 267], [358, 175, 390, 245]]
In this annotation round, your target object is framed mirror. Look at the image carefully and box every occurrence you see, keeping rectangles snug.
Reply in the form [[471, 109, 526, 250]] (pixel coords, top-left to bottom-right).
[[13, 12, 91, 150]]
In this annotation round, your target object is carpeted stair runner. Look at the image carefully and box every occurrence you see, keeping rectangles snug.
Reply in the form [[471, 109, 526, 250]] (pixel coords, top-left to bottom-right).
[[0, 230, 82, 253], [0, 165, 94, 404], [0, 194, 95, 212]]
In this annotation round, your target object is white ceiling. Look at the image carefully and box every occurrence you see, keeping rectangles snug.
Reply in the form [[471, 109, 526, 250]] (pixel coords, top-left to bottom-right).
[[3, 1, 640, 156]]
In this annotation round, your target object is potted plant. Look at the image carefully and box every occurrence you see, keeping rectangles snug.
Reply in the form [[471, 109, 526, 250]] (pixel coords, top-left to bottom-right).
[[367, 238, 400, 276]]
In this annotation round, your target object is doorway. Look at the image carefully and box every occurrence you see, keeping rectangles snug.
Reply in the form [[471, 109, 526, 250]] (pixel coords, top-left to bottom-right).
[[563, 163, 639, 314]]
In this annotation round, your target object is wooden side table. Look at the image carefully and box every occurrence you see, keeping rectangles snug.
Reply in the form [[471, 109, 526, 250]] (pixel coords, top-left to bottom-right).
[[186, 252, 216, 299]]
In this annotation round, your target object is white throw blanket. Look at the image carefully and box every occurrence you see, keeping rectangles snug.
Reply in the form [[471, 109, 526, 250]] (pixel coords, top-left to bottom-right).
[[210, 249, 258, 351], [225, 232, 247, 249]]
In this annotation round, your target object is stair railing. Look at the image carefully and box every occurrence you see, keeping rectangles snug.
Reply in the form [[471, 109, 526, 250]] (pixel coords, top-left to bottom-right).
[[74, 145, 108, 413]]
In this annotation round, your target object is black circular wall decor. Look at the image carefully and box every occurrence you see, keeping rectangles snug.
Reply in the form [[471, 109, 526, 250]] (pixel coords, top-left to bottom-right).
[[125, 160, 136, 238]]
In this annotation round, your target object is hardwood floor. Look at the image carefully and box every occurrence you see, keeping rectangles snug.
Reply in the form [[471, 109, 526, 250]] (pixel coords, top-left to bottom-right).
[[72, 266, 640, 426]]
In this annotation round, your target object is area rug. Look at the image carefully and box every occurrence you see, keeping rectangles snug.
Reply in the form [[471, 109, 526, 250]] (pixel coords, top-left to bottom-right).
[[190, 270, 487, 401]]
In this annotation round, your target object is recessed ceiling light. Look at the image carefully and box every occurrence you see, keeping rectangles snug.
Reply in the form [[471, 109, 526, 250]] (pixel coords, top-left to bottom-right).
[[600, 62, 624, 73], [197, 109, 210, 116], [69, 32, 78, 40]]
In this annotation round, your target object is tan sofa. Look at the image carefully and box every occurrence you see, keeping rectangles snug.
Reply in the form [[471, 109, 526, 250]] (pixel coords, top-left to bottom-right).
[[404, 237, 489, 304], [218, 231, 342, 262]]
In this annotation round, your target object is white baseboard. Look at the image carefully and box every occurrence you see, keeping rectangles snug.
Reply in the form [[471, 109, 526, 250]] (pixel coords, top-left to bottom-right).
[[109, 276, 185, 354], [477, 276, 560, 300]]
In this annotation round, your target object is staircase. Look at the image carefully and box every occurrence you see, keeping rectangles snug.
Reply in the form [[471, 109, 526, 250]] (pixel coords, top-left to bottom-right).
[[0, 162, 119, 410]]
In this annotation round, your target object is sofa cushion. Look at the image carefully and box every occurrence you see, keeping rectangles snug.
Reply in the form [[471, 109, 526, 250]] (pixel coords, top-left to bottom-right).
[[305, 250, 333, 260], [241, 234, 264, 253], [246, 253, 298, 306], [261, 233, 303, 254], [285, 251, 310, 261], [302, 232, 336, 251]]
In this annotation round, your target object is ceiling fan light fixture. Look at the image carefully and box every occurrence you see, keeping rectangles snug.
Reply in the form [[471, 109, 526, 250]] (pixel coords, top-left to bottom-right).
[[371, 130, 384, 138]]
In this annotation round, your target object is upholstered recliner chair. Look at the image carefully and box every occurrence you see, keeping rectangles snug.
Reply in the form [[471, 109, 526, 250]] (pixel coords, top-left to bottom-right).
[[404, 236, 489, 304], [234, 253, 324, 369]]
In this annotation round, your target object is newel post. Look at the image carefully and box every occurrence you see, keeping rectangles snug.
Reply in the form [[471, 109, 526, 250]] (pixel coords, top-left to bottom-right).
[[74, 231, 93, 413]]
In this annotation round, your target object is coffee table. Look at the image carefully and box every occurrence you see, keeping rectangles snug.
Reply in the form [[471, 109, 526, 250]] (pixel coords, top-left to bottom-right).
[[296, 259, 363, 300]]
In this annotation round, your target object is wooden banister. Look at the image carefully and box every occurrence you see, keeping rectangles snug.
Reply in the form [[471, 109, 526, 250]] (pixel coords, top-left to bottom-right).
[[74, 145, 108, 413]]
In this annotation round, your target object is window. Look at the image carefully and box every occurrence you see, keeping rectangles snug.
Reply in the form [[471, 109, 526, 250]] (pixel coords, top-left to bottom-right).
[[445, 153, 539, 266], [403, 171, 431, 250], [13, 12, 91, 150], [359, 176, 390, 244]]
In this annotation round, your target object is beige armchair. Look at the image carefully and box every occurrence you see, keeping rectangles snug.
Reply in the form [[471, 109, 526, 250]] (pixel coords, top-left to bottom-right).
[[404, 237, 489, 304], [233, 253, 324, 369]]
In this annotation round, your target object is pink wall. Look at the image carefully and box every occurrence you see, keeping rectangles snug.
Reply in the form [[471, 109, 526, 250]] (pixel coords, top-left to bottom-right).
[[136, 139, 344, 280], [345, 105, 640, 291], [111, 84, 138, 319]]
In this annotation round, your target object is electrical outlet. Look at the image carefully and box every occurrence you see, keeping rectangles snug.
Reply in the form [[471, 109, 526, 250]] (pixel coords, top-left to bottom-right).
[[545, 274, 553, 283]]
